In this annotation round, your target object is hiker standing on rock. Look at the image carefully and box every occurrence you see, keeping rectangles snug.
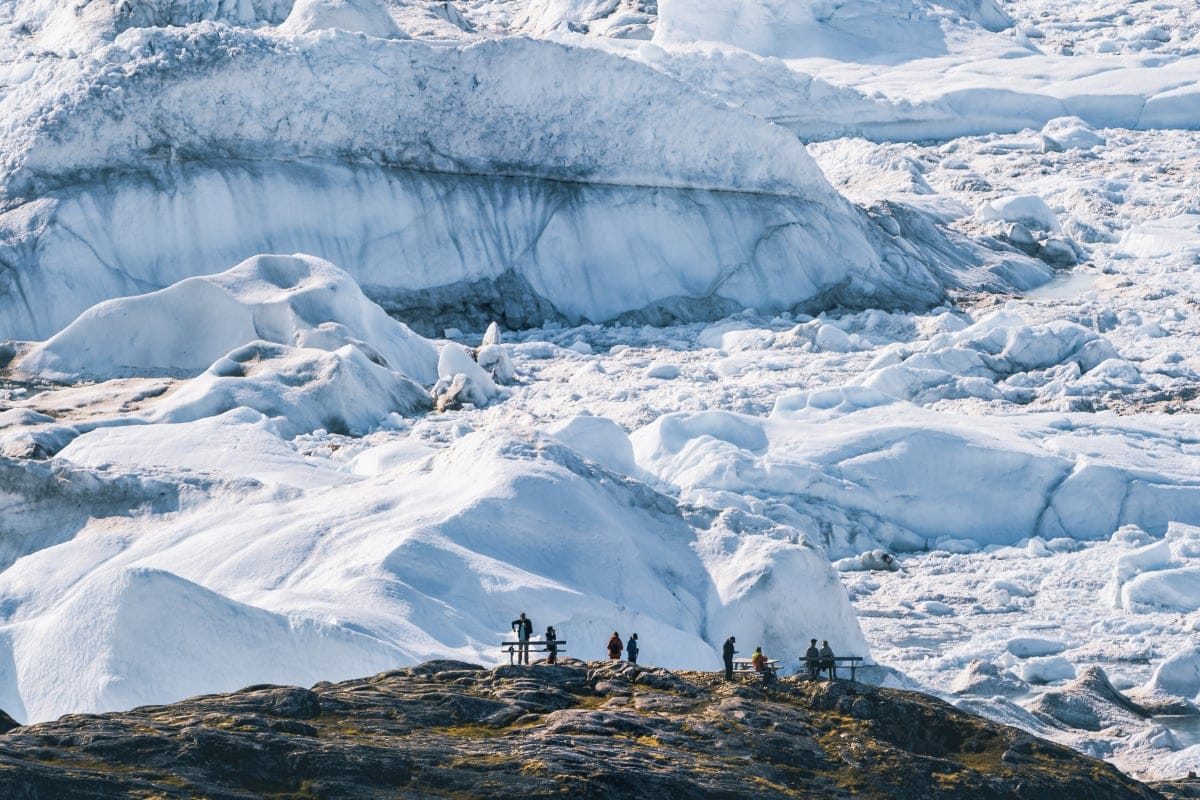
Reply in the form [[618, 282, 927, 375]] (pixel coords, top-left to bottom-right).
[[545, 626, 558, 665], [607, 632, 623, 660], [511, 612, 533, 665], [722, 636, 737, 680], [626, 633, 639, 665]]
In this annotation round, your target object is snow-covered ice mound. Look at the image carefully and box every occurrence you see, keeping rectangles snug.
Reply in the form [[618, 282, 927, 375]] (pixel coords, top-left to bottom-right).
[[10, 566, 400, 723], [8, 0, 292, 53], [1026, 666, 1150, 732], [655, 0, 1010, 62], [1130, 644, 1200, 715], [278, 0, 407, 38], [56, 408, 350, 489], [861, 309, 1127, 407], [145, 340, 433, 437], [631, 396, 1200, 557], [17, 253, 438, 383], [0, 430, 869, 722]]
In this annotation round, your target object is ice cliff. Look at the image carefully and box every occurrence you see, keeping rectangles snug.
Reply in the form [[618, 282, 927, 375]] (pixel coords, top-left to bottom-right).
[[0, 2, 974, 340]]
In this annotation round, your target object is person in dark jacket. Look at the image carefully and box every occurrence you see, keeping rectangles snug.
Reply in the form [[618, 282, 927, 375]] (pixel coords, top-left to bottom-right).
[[819, 640, 836, 679], [722, 636, 737, 680], [511, 613, 533, 665], [805, 639, 821, 680], [545, 626, 558, 665], [626, 633, 639, 664], [607, 632, 623, 660]]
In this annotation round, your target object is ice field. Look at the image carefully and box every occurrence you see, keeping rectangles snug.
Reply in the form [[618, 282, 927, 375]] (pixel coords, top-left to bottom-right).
[[2, 0, 1200, 782]]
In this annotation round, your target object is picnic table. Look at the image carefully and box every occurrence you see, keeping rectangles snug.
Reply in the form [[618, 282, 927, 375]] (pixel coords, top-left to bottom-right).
[[732, 657, 780, 675], [500, 640, 567, 665]]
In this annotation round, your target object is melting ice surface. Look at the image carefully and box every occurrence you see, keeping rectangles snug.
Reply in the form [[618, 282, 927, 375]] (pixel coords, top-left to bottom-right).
[[2, 0, 1200, 785]]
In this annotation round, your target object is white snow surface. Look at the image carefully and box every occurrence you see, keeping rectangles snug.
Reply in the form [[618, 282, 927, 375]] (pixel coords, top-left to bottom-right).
[[4, 0, 1200, 784]]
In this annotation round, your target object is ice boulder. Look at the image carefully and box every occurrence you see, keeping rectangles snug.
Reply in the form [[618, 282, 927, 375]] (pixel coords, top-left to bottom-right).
[[951, 659, 1028, 696], [545, 416, 640, 477], [1015, 656, 1076, 685], [144, 341, 432, 437], [1120, 567, 1200, 614], [17, 254, 438, 385], [1137, 647, 1200, 705], [1006, 637, 1067, 658], [979, 195, 1061, 232], [476, 322, 516, 385], [1041, 117, 1106, 151], [860, 549, 900, 571], [278, 0, 407, 38], [432, 343, 500, 410], [1131, 646, 1200, 715]]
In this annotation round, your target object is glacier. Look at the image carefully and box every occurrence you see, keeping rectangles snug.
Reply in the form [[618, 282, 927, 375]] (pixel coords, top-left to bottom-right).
[[3, 0, 1200, 786]]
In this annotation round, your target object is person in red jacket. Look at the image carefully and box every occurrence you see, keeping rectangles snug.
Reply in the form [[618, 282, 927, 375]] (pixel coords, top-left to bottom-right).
[[607, 631, 623, 660], [751, 646, 776, 684]]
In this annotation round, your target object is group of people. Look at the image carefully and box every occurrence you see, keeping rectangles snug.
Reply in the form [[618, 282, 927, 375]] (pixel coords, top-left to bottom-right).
[[721, 636, 777, 683], [804, 639, 839, 679], [722, 635, 840, 682], [514, 613, 835, 680], [512, 613, 642, 665], [607, 631, 639, 663]]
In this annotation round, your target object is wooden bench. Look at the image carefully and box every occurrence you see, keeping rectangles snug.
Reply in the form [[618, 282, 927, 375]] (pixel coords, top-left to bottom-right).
[[801, 655, 865, 681], [501, 640, 567, 665]]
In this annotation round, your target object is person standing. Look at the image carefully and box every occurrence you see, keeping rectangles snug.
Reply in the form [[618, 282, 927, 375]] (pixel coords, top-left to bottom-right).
[[511, 612, 533, 665], [626, 633, 639, 665], [805, 639, 821, 680], [820, 640, 837, 679], [545, 626, 558, 665], [607, 631, 623, 660], [722, 636, 737, 680]]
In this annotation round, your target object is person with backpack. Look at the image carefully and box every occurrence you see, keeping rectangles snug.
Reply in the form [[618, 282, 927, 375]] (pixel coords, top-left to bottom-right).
[[545, 626, 558, 665], [607, 631, 623, 660], [511, 612, 533, 665], [626, 633, 639, 664]]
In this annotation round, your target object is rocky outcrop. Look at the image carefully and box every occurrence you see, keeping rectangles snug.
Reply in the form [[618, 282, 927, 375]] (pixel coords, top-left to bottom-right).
[[0, 660, 1165, 799]]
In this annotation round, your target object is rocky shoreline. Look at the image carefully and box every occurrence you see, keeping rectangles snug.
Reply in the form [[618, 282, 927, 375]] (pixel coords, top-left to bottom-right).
[[0, 660, 1190, 799]]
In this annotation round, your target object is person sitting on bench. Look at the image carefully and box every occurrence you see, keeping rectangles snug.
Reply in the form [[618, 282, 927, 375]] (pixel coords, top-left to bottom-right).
[[819, 640, 837, 679], [805, 639, 821, 680], [752, 646, 775, 684]]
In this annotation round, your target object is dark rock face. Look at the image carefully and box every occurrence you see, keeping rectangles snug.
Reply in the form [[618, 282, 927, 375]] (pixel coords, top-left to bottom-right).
[[0, 661, 1165, 799]]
